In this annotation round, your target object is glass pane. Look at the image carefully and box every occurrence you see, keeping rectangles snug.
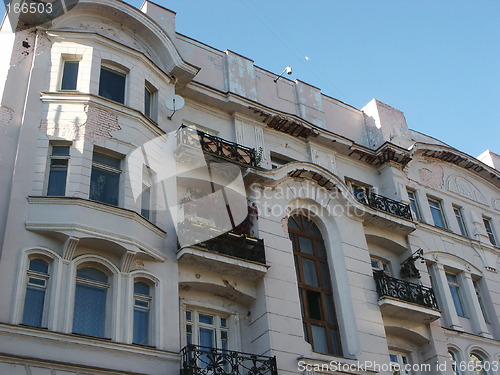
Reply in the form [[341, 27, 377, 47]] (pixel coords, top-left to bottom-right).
[[311, 325, 328, 354], [186, 311, 192, 321], [133, 308, 149, 345], [298, 288, 305, 316], [325, 295, 335, 324], [199, 314, 214, 325], [28, 277, 46, 287], [306, 290, 322, 320], [135, 299, 149, 308], [220, 318, 227, 327], [134, 282, 150, 296], [77, 267, 108, 283], [316, 241, 326, 258], [448, 284, 465, 317], [29, 259, 49, 273], [298, 236, 314, 255], [308, 222, 321, 237], [321, 263, 332, 290], [141, 185, 151, 219], [47, 167, 67, 196], [22, 286, 45, 327], [61, 61, 79, 90], [52, 145, 70, 156], [99, 67, 126, 104], [302, 259, 319, 286], [73, 283, 107, 337], [288, 216, 300, 230], [330, 327, 342, 356], [199, 327, 215, 347], [144, 87, 151, 117], [93, 152, 121, 169], [90, 167, 120, 206]]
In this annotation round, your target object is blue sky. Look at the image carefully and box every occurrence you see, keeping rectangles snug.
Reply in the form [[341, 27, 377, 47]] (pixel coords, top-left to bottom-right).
[[2, 1, 498, 158], [125, 0, 499, 158]]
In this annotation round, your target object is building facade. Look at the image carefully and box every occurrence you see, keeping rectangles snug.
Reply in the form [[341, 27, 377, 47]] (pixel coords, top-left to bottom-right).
[[0, 1, 499, 374]]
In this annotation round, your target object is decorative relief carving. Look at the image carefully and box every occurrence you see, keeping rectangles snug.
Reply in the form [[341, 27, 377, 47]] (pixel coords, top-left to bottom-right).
[[418, 164, 444, 189], [446, 175, 488, 205]]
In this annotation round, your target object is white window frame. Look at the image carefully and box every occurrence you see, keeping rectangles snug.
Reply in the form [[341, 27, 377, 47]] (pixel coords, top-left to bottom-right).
[[21, 258, 51, 328], [389, 351, 411, 375], [132, 279, 153, 346], [453, 206, 468, 237], [482, 217, 497, 246], [46, 143, 71, 196], [406, 189, 421, 221], [446, 272, 467, 318], [60, 58, 80, 91], [185, 309, 229, 350], [370, 257, 391, 275], [428, 197, 448, 229], [144, 81, 158, 121]]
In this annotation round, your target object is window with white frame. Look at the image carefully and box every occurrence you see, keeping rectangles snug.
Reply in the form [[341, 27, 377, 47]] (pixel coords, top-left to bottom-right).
[[22, 258, 50, 327], [46, 144, 70, 196], [60, 60, 79, 90], [133, 281, 152, 345], [473, 280, 489, 324], [389, 351, 410, 375], [99, 64, 127, 104], [370, 257, 390, 275], [482, 217, 497, 246], [141, 167, 154, 221], [89, 150, 121, 206], [453, 206, 468, 237], [446, 273, 466, 317], [73, 267, 109, 338], [144, 81, 157, 121], [428, 197, 447, 229], [185, 310, 229, 350], [407, 189, 421, 221]]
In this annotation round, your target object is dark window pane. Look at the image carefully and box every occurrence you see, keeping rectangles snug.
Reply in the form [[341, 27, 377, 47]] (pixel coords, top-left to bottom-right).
[[321, 263, 332, 290], [141, 185, 151, 219], [52, 146, 70, 155], [288, 217, 300, 230], [199, 314, 214, 325], [90, 167, 120, 206], [77, 267, 108, 283], [93, 152, 121, 169], [186, 311, 192, 321], [311, 325, 328, 353], [144, 87, 151, 118], [316, 241, 326, 258], [99, 67, 126, 104], [73, 283, 107, 337], [61, 61, 79, 90], [330, 327, 342, 356], [325, 295, 335, 323], [134, 282, 150, 295], [133, 308, 149, 345], [22, 286, 45, 327], [307, 290, 322, 320], [29, 259, 48, 273], [47, 165, 67, 196], [298, 236, 314, 255], [303, 258, 319, 286]]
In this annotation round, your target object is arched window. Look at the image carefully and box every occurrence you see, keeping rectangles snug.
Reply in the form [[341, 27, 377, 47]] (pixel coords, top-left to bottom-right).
[[470, 351, 489, 375], [73, 267, 109, 338], [448, 349, 460, 375], [288, 214, 342, 356], [22, 258, 50, 327], [133, 281, 152, 345]]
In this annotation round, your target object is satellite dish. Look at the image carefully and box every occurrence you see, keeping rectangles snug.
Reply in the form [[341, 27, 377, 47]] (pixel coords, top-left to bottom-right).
[[165, 95, 185, 120]]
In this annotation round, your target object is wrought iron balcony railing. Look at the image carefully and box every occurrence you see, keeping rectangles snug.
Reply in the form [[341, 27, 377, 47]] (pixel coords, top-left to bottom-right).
[[178, 125, 257, 167], [181, 344, 278, 375], [355, 191, 413, 221], [373, 271, 439, 309]]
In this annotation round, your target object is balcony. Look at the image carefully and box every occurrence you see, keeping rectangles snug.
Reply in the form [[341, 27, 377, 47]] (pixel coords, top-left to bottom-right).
[[373, 271, 440, 323], [177, 125, 257, 167], [181, 345, 277, 375], [357, 192, 413, 221], [177, 230, 268, 281]]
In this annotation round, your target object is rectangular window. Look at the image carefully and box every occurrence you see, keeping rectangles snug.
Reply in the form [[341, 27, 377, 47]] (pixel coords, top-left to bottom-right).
[[446, 273, 466, 317], [61, 61, 79, 90], [428, 197, 447, 229], [99, 66, 126, 104], [144, 86, 152, 118], [270, 152, 294, 169], [47, 145, 70, 196], [453, 206, 468, 237], [407, 189, 421, 220], [483, 217, 497, 246], [89, 151, 121, 206], [473, 280, 489, 323]]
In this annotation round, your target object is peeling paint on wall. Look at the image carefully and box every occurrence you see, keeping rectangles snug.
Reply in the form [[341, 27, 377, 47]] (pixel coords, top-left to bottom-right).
[[82, 105, 121, 143], [0, 105, 14, 130], [418, 164, 444, 189], [9, 29, 36, 66]]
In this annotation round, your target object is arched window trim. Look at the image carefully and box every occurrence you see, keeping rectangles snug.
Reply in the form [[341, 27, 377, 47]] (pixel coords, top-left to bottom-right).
[[14, 248, 60, 329], [469, 349, 490, 375], [129, 271, 160, 347], [447, 346, 462, 375], [69, 255, 119, 340], [288, 213, 343, 356]]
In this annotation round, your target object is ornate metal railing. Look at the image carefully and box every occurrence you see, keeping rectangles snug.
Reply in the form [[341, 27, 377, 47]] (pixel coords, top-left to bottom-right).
[[181, 344, 278, 375], [178, 125, 257, 167], [373, 271, 439, 309], [196, 231, 266, 265], [362, 192, 413, 221]]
